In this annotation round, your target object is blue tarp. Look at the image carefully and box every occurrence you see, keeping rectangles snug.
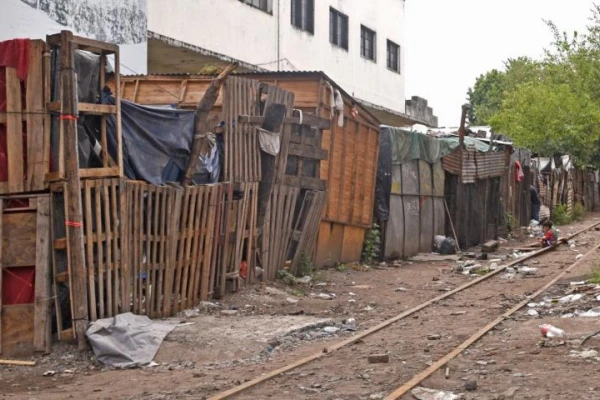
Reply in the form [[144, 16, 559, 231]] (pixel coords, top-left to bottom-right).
[[104, 92, 220, 185]]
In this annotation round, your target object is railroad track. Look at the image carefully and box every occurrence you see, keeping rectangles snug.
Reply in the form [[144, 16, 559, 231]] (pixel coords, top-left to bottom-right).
[[208, 221, 600, 400]]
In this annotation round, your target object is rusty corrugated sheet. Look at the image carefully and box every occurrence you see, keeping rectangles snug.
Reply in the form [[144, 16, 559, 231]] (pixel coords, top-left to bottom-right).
[[462, 151, 477, 183], [442, 150, 461, 175]]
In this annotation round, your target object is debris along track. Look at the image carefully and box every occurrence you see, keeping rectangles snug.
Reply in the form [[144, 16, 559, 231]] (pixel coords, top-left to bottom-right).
[[207, 221, 600, 400]]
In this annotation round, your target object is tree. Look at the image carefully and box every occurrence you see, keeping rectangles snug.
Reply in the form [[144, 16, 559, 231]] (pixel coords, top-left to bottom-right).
[[467, 57, 540, 125], [467, 4, 600, 165], [489, 81, 600, 164]]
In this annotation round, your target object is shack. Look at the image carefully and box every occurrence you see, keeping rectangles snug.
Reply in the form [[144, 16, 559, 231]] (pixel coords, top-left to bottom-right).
[[0, 32, 335, 355], [376, 127, 512, 257], [119, 71, 381, 267]]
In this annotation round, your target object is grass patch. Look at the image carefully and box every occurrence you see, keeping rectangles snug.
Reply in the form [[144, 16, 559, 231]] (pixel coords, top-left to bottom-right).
[[587, 263, 600, 284]]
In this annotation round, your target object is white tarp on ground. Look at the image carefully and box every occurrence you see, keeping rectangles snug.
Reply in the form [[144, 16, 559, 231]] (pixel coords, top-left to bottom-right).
[[86, 312, 177, 368]]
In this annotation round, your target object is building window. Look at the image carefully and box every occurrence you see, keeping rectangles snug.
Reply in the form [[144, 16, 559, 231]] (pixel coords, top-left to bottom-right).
[[387, 40, 400, 73], [361, 25, 376, 62], [238, 0, 272, 14], [329, 7, 348, 50], [291, 0, 314, 34]]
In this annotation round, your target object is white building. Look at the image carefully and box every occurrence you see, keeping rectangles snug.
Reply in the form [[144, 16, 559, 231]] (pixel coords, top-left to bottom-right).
[[147, 0, 436, 126]]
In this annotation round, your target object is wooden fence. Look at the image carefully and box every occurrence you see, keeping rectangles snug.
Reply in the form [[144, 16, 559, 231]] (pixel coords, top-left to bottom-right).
[[51, 179, 259, 326]]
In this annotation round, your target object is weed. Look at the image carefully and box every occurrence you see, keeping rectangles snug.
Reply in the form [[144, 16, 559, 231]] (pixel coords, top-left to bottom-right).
[[277, 270, 296, 286], [587, 263, 600, 285], [297, 252, 317, 277], [552, 202, 586, 225], [571, 203, 585, 222], [289, 288, 305, 297], [335, 263, 348, 272], [552, 204, 570, 225], [362, 223, 381, 264], [505, 212, 517, 233]]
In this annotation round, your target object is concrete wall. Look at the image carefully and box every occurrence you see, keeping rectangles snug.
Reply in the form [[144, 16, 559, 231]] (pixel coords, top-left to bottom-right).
[[148, 0, 406, 113], [0, 0, 148, 74]]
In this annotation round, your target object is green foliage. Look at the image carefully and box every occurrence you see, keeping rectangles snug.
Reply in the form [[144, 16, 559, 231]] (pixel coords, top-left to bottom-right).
[[587, 262, 600, 284], [467, 5, 600, 166], [277, 270, 296, 286], [552, 204, 571, 225], [362, 224, 381, 264], [297, 252, 317, 277], [551, 202, 586, 225], [335, 263, 348, 272], [489, 81, 600, 164], [505, 212, 517, 233], [467, 58, 541, 125], [571, 203, 586, 221]]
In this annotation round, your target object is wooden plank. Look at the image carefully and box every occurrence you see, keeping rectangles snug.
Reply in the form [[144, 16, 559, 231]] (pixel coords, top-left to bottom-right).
[[188, 187, 204, 305], [114, 50, 124, 178], [288, 143, 328, 160], [102, 181, 114, 316], [109, 180, 120, 315], [0, 359, 36, 366], [144, 184, 154, 316], [60, 30, 89, 349], [119, 179, 130, 314], [6, 67, 25, 193], [239, 115, 330, 130], [33, 196, 51, 353], [1, 304, 34, 357], [48, 191, 64, 340], [47, 33, 119, 53], [163, 187, 183, 316], [2, 212, 36, 267], [26, 41, 47, 192], [94, 181, 105, 318], [283, 176, 326, 191], [46, 101, 116, 115]]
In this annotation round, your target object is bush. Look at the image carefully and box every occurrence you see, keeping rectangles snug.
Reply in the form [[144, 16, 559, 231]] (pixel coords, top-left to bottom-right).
[[552, 202, 586, 225], [362, 224, 381, 264], [571, 202, 585, 222], [552, 204, 570, 225], [297, 252, 316, 277]]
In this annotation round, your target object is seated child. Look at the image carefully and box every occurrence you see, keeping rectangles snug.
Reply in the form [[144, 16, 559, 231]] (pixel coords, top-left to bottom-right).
[[540, 221, 557, 247]]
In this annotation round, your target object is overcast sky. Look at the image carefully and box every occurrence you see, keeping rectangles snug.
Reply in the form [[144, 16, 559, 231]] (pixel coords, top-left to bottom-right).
[[405, 0, 598, 127]]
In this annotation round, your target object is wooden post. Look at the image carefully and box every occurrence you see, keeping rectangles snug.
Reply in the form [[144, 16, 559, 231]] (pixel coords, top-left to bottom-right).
[[60, 31, 89, 350], [182, 63, 238, 184]]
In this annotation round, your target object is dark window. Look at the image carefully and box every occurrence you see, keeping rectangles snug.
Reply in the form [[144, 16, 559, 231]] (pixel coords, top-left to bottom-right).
[[329, 7, 348, 50], [238, 0, 272, 14], [387, 40, 400, 72], [361, 25, 376, 62], [291, 0, 314, 34]]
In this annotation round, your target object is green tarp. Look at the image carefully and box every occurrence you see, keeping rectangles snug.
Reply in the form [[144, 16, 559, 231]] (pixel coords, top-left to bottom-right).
[[383, 126, 496, 165]]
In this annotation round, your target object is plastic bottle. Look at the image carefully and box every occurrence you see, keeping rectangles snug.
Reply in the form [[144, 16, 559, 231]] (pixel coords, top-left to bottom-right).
[[539, 323, 565, 338]]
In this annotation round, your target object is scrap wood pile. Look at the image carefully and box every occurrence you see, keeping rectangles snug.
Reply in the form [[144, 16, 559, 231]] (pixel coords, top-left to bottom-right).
[[0, 31, 330, 354]]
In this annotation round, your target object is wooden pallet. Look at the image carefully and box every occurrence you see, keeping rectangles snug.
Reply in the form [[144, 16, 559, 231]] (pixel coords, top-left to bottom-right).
[[0, 40, 50, 195], [0, 194, 51, 356], [45, 32, 123, 182]]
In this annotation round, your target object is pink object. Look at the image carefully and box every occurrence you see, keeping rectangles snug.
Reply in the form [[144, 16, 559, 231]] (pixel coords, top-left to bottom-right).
[[539, 323, 565, 338]]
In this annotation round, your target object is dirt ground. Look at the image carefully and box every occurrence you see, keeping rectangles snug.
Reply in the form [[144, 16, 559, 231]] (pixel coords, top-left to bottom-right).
[[2, 215, 600, 400]]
